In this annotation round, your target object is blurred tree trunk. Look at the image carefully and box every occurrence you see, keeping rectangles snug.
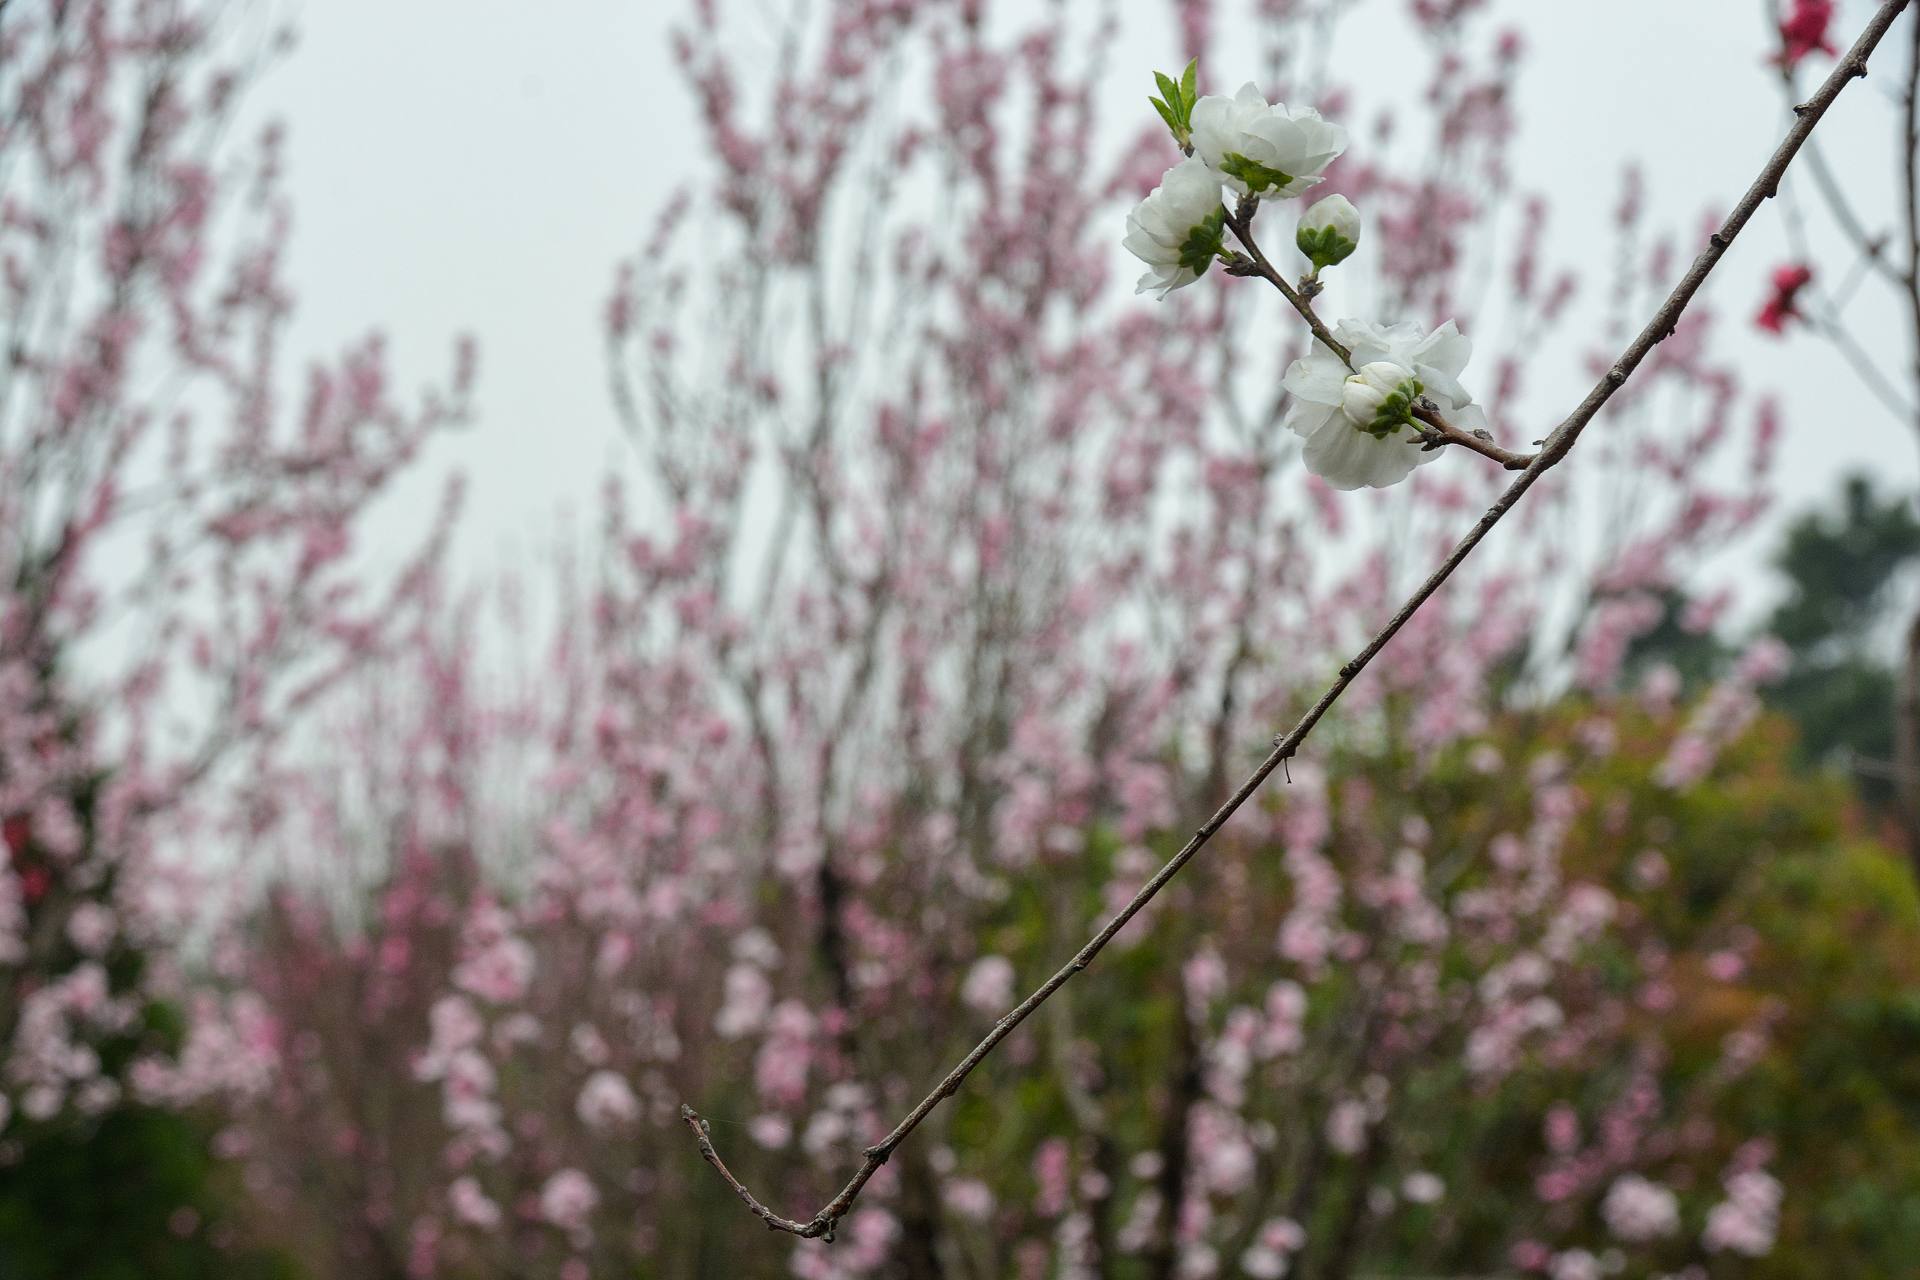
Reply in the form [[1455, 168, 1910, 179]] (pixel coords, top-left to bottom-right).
[[1897, 611, 1920, 874]]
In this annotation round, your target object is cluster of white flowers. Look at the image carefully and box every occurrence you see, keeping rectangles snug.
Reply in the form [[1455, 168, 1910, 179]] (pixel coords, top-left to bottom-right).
[[1125, 81, 1348, 299], [1125, 68, 1488, 491]]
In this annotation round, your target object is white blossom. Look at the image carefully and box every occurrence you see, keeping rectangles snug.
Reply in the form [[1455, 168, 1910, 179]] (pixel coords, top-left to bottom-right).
[[1296, 193, 1360, 270], [1192, 83, 1347, 200], [961, 954, 1016, 1013], [539, 1168, 600, 1233], [1281, 318, 1488, 490], [1402, 1171, 1445, 1204], [1603, 1173, 1680, 1242], [1703, 1169, 1781, 1257], [1548, 1249, 1601, 1280], [1123, 156, 1227, 298], [574, 1069, 640, 1129]]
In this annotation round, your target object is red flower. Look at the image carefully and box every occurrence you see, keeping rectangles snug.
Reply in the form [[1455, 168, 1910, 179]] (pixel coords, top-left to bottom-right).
[[1755, 262, 1814, 335], [1776, 0, 1837, 69]]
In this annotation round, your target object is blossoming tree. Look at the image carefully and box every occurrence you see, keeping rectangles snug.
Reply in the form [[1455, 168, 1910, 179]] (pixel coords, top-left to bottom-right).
[[219, 1, 1920, 1279], [0, 2, 466, 1263]]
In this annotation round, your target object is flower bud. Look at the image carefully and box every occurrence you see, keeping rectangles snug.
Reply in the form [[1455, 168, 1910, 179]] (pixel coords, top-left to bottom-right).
[[1340, 361, 1420, 436], [1296, 194, 1360, 272]]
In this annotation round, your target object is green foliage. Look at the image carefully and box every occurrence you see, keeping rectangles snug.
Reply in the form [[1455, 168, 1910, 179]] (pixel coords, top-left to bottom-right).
[[1763, 473, 1920, 811], [1724, 838, 1920, 1276], [1768, 475, 1920, 656], [0, 1105, 297, 1280], [1625, 473, 1920, 814]]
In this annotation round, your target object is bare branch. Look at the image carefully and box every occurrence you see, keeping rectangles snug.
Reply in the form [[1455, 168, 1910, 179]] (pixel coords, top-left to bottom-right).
[[684, 0, 1915, 1241]]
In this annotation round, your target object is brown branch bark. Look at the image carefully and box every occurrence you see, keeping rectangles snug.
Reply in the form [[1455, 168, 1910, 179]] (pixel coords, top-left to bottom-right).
[[1895, 610, 1920, 875], [681, 0, 1914, 1241], [1897, 10, 1920, 869]]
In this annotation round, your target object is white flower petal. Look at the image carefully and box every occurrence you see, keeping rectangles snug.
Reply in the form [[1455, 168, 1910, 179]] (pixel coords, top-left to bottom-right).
[[1332, 318, 1395, 366], [1192, 89, 1346, 199], [1282, 398, 1339, 441], [1282, 352, 1348, 406], [1412, 362, 1469, 409], [1306, 420, 1431, 491], [1410, 319, 1471, 379], [1303, 419, 1391, 490]]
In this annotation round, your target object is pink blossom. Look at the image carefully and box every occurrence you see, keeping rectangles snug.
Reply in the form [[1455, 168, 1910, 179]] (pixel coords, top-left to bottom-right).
[[1703, 1168, 1781, 1256], [447, 1176, 502, 1230], [945, 1177, 995, 1220], [575, 1069, 640, 1129], [1754, 262, 1813, 334], [1776, 0, 1837, 68], [1325, 1098, 1369, 1155], [538, 1168, 600, 1234], [960, 954, 1016, 1015], [1603, 1174, 1680, 1241]]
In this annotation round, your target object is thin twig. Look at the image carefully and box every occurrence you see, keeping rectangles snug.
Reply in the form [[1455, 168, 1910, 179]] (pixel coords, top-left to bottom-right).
[[1812, 312, 1920, 419], [683, 0, 1913, 1241], [1223, 202, 1536, 470]]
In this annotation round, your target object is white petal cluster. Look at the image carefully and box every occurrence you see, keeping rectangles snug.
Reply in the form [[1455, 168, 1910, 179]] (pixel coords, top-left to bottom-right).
[[1122, 156, 1228, 298], [1192, 82, 1348, 200], [1281, 319, 1487, 491]]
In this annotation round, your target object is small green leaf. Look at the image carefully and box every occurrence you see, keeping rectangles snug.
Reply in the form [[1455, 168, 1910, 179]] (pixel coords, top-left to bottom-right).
[[1154, 71, 1181, 112], [1149, 96, 1181, 137], [1218, 152, 1294, 195], [1178, 59, 1198, 118]]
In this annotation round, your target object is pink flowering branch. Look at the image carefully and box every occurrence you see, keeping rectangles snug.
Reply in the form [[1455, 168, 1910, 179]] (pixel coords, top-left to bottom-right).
[[683, 0, 1914, 1241]]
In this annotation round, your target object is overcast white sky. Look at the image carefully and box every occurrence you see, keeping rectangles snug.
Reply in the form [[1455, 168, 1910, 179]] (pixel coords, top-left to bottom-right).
[[253, 0, 1920, 607]]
